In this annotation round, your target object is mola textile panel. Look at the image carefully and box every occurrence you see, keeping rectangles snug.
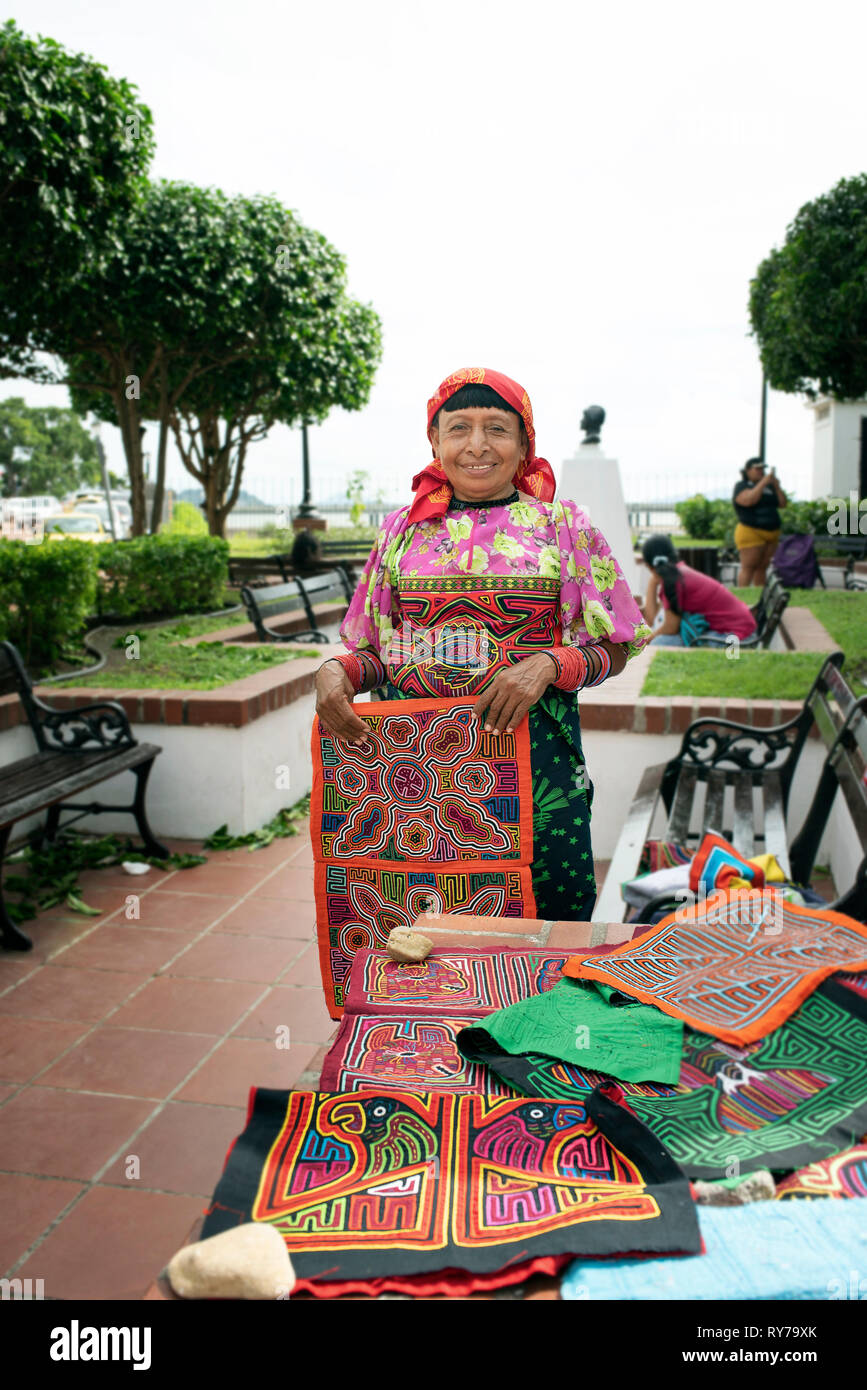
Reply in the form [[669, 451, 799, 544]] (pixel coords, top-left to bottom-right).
[[564, 890, 867, 1044], [202, 1085, 700, 1294], [311, 698, 537, 1016]]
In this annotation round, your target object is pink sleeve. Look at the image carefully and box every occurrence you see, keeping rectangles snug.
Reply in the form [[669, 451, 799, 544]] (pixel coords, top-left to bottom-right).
[[339, 507, 411, 661], [555, 501, 653, 659]]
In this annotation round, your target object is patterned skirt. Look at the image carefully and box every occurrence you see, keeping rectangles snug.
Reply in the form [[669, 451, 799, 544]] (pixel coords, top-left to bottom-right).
[[385, 683, 596, 922]]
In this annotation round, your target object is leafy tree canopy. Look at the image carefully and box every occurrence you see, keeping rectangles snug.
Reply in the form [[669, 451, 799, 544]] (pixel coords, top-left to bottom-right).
[[0, 396, 109, 497], [749, 173, 867, 399], [0, 20, 154, 381]]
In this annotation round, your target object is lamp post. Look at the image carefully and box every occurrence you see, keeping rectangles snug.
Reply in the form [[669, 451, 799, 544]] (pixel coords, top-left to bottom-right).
[[293, 421, 325, 531], [758, 374, 768, 463]]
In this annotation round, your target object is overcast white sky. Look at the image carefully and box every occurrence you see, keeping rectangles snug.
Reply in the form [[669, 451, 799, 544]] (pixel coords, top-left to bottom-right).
[[10, 0, 867, 507]]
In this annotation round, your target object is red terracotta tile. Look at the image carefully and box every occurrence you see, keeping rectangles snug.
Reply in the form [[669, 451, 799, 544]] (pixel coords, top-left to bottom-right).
[[0, 1087, 155, 1179], [13, 914, 104, 963], [122, 891, 228, 931], [280, 942, 328, 988], [0, 966, 151, 1022], [0, 1016, 89, 1083], [203, 838, 298, 870], [175, 1036, 317, 1106], [0, 1173, 83, 1272], [640, 699, 668, 734], [101, 1102, 245, 1195], [35, 1026, 215, 1098], [36, 885, 132, 921], [0, 1082, 20, 1103], [669, 698, 696, 733], [162, 933, 305, 983], [16, 1185, 204, 1300], [53, 925, 191, 975], [416, 912, 545, 937], [751, 701, 777, 728], [250, 864, 316, 902], [110, 976, 263, 1034], [286, 838, 314, 867], [164, 698, 186, 726], [152, 861, 275, 897], [0, 959, 42, 992], [217, 896, 316, 939], [231, 986, 337, 1045]]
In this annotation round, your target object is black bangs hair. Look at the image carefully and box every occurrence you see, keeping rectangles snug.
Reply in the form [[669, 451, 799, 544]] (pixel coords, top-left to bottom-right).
[[641, 534, 683, 615], [741, 457, 764, 479], [432, 383, 523, 429]]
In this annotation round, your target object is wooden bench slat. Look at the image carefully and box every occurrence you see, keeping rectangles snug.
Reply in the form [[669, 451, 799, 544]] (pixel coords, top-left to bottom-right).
[[760, 771, 791, 878], [702, 769, 726, 836], [732, 773, 754, 857], [667, 765, 698, 843], [0, 745, 161, 827], [593, 763, 664, 923]]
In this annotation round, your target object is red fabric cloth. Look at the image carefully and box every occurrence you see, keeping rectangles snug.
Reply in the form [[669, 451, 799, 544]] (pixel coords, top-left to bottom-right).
[[660, 563, 757, 639], [408, 368, 556, 526]]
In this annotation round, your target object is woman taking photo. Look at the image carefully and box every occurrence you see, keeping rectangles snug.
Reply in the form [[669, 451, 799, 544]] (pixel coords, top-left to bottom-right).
[[640, 534, 757, 646], [315, 367, 651, 923], [733, 458, 787, 587]]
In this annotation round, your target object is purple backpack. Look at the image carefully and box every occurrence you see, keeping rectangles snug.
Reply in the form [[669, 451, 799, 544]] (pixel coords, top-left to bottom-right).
[[771, 534, 820, 589]]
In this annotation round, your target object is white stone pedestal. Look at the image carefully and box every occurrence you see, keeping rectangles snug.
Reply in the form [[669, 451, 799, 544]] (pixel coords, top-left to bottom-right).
[[558, 444, 642, 596]]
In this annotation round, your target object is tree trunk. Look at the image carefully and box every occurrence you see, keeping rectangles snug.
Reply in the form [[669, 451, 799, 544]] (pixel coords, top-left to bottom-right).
[[115, 386, 147, 536], [150, 347, 169, 534]]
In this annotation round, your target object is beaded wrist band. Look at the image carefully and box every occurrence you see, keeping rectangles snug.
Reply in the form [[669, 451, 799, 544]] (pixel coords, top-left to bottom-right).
[[326, 651, 386, 693], [544, 644, 612, 691]]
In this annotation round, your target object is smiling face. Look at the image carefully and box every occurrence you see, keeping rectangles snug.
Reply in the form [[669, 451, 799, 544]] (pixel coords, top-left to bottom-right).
[[429, 406, 528, 502]]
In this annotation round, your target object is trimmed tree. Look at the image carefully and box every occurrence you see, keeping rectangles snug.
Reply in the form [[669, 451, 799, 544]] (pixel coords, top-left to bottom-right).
[[749, 173, 867, 399], [0, 20, 154, 382], [72, 187, 382, 536]]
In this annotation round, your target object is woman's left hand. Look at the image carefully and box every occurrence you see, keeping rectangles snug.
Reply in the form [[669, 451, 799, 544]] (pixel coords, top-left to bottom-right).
[[472, 654, 556, 734]]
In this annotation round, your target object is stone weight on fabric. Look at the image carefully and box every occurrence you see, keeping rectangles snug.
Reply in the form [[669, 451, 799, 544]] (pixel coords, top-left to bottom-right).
[[386, 927, 433, 963], [167, 1222, 295, 1300]]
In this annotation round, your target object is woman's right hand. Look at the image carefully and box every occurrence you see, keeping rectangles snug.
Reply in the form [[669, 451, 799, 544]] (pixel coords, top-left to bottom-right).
[[315, 662, 371, 746]]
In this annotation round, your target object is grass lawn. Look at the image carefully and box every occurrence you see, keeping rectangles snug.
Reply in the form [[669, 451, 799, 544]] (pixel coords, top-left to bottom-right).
[[75, 612, 321, 690], [641, 587, 867, 700]]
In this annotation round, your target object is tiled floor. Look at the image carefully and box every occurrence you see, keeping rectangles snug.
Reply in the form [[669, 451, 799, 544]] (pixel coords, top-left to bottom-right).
[[0, 820, 337, 1301]]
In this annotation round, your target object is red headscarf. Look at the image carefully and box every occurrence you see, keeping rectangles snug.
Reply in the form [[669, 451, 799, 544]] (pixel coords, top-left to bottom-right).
[[407, 367, 556, 525]]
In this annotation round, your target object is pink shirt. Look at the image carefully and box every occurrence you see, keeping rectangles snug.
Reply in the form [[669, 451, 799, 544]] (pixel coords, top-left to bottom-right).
[[660, 564, 757, 639]]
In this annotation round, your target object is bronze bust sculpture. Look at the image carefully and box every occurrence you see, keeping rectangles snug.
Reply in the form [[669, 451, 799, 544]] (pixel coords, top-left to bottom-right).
[[580, 405, 605, 445]]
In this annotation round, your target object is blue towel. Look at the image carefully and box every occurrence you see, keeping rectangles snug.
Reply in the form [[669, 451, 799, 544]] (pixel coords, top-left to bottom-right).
[[562, 1198, 867, 1300]]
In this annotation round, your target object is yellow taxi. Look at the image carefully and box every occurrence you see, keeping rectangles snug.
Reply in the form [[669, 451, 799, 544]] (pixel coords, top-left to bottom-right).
[[43, 512, 110, 543]]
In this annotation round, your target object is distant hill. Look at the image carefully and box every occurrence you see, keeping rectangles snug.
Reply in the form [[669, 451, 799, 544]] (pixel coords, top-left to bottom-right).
[[174, 487, 268, 507]]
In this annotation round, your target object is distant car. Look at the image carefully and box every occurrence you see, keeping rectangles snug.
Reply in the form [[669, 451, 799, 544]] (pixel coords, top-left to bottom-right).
[[43, 512, 110, 543]]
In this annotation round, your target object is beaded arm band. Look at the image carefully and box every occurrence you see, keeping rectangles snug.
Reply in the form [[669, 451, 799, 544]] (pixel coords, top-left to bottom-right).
[[543, 643, 613, 692], [325, 650, 386, 693]]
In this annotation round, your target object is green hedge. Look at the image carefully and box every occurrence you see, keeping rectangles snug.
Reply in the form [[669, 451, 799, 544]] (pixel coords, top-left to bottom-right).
[[0, 539, 98, 668], [675, 493, 847, 548], [97, 535, 230, 618]]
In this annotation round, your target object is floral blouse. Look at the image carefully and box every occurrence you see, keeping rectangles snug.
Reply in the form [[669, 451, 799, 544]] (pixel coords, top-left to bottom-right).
[[340, 496, 652, 665]]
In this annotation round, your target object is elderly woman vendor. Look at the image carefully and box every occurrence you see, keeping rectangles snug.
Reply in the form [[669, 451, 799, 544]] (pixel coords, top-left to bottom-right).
[[314, 368, 651, 920]]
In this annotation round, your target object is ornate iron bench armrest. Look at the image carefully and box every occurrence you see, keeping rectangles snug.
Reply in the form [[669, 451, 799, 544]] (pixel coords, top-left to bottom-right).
[[32, 697, 136, 751]]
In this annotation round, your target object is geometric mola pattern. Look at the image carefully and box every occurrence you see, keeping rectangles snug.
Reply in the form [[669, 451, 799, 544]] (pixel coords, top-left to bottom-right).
[[311, 697, 537, 1018], [564, 890, 867, 1044]]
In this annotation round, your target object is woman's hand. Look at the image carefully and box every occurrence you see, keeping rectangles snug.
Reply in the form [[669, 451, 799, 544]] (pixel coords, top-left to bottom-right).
[[472, 654, 556, 734], [315, 662, 371, 745]]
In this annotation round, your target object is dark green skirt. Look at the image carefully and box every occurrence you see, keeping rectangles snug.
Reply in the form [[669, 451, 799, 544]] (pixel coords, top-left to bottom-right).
[[385, 684, 596, 922]]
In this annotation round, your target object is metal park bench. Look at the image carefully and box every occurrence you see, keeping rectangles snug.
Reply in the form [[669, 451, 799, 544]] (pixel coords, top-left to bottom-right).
[[0, 641, 168, 951], [229, 553, 356, 604], [240, 568, 349, 644], [595, 652, 867, 925], [690, 572, 789, 649]]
